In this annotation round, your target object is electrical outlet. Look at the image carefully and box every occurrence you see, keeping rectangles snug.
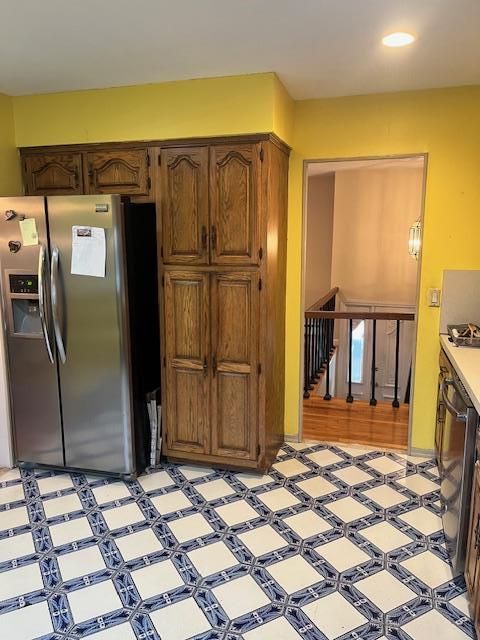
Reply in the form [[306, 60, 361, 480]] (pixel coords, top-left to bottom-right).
[[428, 288, 441, 307]]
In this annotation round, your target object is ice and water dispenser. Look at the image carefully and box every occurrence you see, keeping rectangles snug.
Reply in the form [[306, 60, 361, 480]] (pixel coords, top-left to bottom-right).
[[7, 273, 42, 336]]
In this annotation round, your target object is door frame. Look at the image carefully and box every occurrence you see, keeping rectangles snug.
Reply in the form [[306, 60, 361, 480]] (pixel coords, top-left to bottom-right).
[[297, 153, 429, 453]]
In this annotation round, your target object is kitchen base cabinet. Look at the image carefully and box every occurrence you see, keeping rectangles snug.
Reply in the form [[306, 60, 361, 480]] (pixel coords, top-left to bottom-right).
[[465, 443, 480, 637]]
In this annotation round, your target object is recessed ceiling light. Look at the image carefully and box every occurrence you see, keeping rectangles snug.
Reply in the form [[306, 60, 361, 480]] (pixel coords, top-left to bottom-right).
[[382, 32, 416, 47]]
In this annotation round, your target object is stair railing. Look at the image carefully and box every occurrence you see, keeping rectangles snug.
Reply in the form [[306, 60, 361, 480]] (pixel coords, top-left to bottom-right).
[[303, 287, 338, 399], [304, 303, 414, 407]]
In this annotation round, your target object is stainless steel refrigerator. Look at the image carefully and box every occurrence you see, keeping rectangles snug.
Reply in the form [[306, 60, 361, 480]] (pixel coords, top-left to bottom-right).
[[0, 195, 159, 477]]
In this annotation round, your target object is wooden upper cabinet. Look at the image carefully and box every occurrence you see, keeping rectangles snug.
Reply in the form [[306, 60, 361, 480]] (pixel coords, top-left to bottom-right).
[[160, 147, 209, 265], [85, 148, 151, 196], [23, 153, 83, 195], [209, 143, 261, 266], [210, 272, 259, 460], [163, 271, 210, 455]]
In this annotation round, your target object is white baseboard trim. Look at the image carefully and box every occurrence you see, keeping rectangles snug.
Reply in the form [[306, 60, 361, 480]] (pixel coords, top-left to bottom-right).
[[409, 446, 435, 457], [284, 434, 301, 443], [283, 436, 435, 458]]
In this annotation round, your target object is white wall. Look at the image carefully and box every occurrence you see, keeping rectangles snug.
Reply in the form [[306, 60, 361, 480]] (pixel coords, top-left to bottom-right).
[[331, 166, 423, 305], [304, 173, 335, 308]]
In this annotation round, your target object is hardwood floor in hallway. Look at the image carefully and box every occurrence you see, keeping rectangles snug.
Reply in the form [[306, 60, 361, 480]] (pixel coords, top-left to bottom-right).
[[302, 396, 409, 450]]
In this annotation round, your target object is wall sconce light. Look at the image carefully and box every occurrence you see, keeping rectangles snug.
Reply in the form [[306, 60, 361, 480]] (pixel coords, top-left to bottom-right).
[[408, 219, 421, 259]]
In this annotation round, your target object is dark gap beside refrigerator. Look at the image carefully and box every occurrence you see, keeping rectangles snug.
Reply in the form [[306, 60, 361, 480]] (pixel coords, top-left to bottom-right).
[[123, 200, 160, 474]]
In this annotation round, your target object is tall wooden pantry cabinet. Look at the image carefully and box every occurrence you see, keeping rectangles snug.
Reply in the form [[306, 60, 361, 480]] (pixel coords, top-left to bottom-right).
[[158, 134, 290, 471]]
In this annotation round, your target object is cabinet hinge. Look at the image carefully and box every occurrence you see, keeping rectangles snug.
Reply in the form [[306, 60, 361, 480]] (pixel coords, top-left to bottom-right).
[[257, 444, 261, 457], [160, 245, 164, 258], [147, 153, 151, 167], [147, 176, 151, 190], [258, 363, 262, 375], [258, 247, 263, 260], [258, 278, 262, 291], [259, 146, 264, 162], [158, 154, 162, 166], [161, 275, 165, 287], [163, 356, 166, 367]]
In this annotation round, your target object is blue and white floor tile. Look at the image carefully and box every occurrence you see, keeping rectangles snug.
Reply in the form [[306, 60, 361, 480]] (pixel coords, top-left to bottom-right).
[[0, 443, 474, 639]]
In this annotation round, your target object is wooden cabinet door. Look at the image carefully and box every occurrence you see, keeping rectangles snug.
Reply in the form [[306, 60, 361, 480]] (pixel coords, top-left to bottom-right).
[[85, 148, 151, 196], [466, 461, 480, 602], [23, 153, 83, 195], [209, 144, 260, 265], [474, 596, 480, 640], [164, 271, 210, 454], [161, 147, 209, 265], [210, 272, 259, 460]]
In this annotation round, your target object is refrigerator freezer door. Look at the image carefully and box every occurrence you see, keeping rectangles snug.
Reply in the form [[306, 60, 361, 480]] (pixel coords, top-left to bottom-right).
[[0, 197, 63, 466], [46, 195, 134, 474]]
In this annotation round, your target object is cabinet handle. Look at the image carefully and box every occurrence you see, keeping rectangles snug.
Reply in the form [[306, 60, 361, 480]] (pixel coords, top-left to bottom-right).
[[201, 226, 207, 250], [211, 225, 217, 250], [436, 402, 445, 424], [203, 356, 208, 376], [212, 355, 217, 377], [475, 514, 480, 552]]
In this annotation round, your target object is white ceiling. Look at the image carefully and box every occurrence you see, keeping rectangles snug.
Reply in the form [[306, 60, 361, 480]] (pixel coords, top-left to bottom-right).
[[308, 156, 425, 176], [1, 0, 479, 98]]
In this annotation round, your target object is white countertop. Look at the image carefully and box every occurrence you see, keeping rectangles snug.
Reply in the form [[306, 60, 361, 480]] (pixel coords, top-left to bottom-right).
[[440, 334, 480, 414]]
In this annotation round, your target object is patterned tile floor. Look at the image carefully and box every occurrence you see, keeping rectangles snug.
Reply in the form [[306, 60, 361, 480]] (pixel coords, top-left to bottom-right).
[[0, 442, 475, 640]]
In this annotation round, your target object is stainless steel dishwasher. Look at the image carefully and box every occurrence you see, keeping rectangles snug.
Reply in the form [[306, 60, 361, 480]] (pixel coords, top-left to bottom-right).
[[438, 347, 478, 575]]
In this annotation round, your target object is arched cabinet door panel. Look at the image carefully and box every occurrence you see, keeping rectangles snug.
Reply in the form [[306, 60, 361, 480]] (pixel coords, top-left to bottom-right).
[[160, 146, 209, 265], [85, 149, 151, 196], [23, 153, 83, 195], [209, 144, 261, 266]]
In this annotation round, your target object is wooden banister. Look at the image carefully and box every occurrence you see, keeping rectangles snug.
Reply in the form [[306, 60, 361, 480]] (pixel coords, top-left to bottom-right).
[[305, 310, 415, 321], [307, 287, 339, 312], [303, 285, 414, 407]]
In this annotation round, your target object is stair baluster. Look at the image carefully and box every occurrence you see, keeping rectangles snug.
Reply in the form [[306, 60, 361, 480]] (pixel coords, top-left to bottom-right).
[[346, 318, 354, 403], [392, 319, 401, 408], [370, 319, 377, 406]]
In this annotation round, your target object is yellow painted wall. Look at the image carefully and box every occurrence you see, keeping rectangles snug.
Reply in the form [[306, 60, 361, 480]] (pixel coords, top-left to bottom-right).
[[13, 73, 276, 147], [0, 93, 21, 195], [272, 75, 295, 146], [10, 74, 480, 451], [285, 86, 480, 449]]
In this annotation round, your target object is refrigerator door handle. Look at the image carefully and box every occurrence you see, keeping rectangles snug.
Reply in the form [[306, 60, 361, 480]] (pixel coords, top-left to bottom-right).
[[51, 246, 67, 364], [38, 244, 54, 364]]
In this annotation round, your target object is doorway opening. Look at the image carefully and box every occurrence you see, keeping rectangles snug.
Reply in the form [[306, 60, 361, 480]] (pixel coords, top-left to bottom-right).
[[300, 155, 427, 451]]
